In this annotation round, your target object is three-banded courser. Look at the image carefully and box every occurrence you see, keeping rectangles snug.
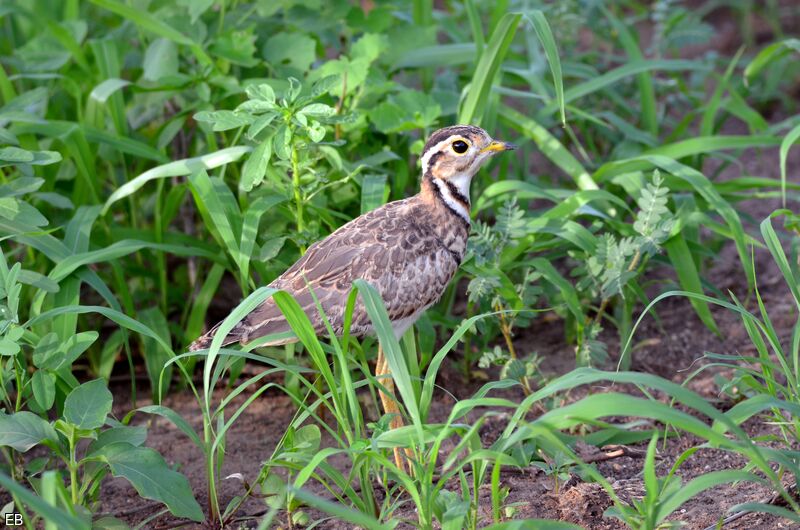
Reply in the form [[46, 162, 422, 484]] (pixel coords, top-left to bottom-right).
[[190, 125, 515, 468]]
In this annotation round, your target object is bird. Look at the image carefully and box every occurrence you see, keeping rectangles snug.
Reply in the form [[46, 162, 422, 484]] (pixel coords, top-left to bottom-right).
[[189, 125, 515, 468]]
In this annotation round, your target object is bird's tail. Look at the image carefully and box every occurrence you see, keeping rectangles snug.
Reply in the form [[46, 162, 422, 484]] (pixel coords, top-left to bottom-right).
[[188, 321, 240, 352]]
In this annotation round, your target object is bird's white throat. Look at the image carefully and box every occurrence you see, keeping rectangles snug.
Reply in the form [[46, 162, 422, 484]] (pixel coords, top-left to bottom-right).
[[432, 174, 471, 224]]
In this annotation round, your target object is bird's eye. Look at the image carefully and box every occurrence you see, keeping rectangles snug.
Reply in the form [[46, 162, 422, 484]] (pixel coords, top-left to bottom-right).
[[452, 140, 469, 154]]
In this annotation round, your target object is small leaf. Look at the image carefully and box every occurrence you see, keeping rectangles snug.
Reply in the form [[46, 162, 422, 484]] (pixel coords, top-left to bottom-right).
[[310, 75, 340, 98], [245, 83, 276, 103], [247, 112, 278, 140], [306, 121, 325, 142], [177, 0, 214, 23], [273, 124, 292, 160], [193, 110, 254, 132], [240, 137, 272, 191], [90, 78, 131, 104], [0, 146, 33, 163], [63, 379, 112, 430], [100, 443, 204, 521], [299, 103, 335, 119], [286, 77, 302, 102], [259, 236, 286, 261], [31, 370, 56, 410]]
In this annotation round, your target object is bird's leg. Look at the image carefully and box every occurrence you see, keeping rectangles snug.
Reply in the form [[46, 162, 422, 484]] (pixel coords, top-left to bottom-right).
[[375, 344, 407, 472]]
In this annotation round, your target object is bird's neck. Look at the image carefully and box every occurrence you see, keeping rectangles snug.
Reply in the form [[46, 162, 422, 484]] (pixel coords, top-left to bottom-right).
[[420, 170, 472, 226]]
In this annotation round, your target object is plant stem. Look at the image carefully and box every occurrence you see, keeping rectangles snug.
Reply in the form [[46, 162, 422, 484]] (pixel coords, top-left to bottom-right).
[[291, 143, 306, 253], [204, 420, 219, 524], [589, 249, 643, 330], [495, 303, 531, 395], [463, 303, 474, 379], [69, 431, 79, 505]]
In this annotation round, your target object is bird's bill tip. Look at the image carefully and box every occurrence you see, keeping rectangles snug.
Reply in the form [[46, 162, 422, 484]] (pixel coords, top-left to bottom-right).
[[481, 140, 517, 153]]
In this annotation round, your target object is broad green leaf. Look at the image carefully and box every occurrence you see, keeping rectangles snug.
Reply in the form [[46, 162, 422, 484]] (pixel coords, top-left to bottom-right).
[[142, 38, 178, 81], [100, 443, 204, 521], [188, 170, 240, 257], [259, 236, 286, 261], [87, 425, 147, 455], [663, 232, 719, 335], [128, 405, 202, 448], [63, 379, 112, 430], [211, 27, 258, 66], [0, 338, 21, 356], [263, 32, 317, 73], [0, 411, 58, 451], [0, 197, 48, 226]]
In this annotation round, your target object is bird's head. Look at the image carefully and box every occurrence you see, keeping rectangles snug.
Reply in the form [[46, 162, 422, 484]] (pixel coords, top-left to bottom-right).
[[418, 125, 515, 220]]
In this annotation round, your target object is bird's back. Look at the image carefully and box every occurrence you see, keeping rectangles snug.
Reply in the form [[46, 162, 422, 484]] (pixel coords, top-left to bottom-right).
[[189, 194, 467, 351]]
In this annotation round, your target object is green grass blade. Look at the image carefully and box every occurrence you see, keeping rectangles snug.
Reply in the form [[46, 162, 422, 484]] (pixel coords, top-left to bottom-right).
[[700, 47, 744, 137], [88, 0, 211, 66], [663, 232, 719, 334], [539, 59, 706, 118], [779, 122, 800, 207], [354, 279, 423, 441], [102, 146, 251, 214], [744, 38, 800, 84], [761, 215, 800, 309], [0, 471, 87, 530], [290, 487, 388, 529], [464, 0, 485, 57], [601, 6, 656, 136], [527, 10, 565, 126], [658, 471, 761, 522], [188, 170, 241, 259], [459, 13, 521, 125], [26, 305, 173, 355], [499, 105, 597, 190]]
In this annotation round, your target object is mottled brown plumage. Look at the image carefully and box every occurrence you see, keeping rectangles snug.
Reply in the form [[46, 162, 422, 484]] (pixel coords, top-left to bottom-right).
[[189, 125, 514, 352]]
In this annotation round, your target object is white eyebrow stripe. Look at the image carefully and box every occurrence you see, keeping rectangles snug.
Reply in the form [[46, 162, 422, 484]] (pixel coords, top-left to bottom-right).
[[431, 176, 471, 224], [420, 136, 470, 173]]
